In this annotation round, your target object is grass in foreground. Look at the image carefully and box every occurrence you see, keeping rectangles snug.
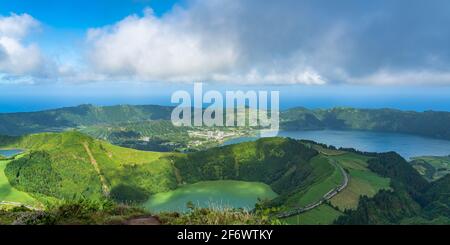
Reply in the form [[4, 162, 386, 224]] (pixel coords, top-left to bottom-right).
[[159, 203, 279, 225], [0, 198, 149, 225], [0, 199, 278, 225]]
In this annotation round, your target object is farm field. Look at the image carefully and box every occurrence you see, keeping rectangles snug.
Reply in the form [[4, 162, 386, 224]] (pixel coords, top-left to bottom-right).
[[329, 153, 391, 211]]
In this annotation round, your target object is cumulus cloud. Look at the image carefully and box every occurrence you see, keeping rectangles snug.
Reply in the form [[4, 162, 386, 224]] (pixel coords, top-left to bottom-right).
[[4, 0, 450, 86], [86, 8, 239, 82], [85, 3, 329, 85], [0, 13, 46, 78]]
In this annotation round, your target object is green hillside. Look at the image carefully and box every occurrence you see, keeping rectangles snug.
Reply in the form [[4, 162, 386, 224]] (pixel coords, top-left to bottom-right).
[[0, 158, 40, 206], [0, 133, 324, 207], [334, 152, 450, 224], [281, 107, 450, 140], [3, 104, 450, 143], [0, 132, 377, 222], [0, 104, 173, 136], [1, 131, 446, 225], [410, 156, 450, 181], [0, 131, 178, 203]]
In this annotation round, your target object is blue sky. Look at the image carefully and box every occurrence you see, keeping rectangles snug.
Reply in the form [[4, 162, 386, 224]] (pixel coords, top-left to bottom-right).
[[0, 0, 179, 28], [1, 0, 450, 112]]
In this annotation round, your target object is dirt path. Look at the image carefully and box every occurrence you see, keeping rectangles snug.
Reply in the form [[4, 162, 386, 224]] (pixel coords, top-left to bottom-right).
[[83, 142, 110, 196]]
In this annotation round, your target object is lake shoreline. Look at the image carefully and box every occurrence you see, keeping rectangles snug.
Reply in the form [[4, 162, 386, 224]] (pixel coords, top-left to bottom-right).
[[223, 129, 450, 160]]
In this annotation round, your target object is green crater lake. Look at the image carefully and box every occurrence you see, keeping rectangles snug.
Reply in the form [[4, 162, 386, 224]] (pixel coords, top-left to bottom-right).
[[143, 180, 278, 213]]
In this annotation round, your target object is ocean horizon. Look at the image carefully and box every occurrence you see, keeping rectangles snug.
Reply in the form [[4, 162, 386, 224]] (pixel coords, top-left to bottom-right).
[[2, 94, 450, 113]]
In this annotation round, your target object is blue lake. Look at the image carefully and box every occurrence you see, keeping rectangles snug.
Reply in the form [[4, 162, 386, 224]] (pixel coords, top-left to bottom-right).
[[0, 149, 24, 158], [224, 130, 450, 160]]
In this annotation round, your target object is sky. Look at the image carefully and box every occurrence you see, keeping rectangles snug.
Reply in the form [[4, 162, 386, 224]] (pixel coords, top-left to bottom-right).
[[1, 0, 450, 112]]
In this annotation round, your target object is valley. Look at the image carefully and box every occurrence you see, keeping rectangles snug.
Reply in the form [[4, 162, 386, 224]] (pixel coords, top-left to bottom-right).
[[0, 131, 400, 225], [0, 104, 449, 225], [3, 104, 450, 154]]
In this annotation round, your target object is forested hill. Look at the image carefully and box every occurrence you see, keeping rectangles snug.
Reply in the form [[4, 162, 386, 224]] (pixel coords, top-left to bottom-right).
[[334, 151, 450, 225], [0, 132, 323, 208], [2, 104, 450, 141], [281, 107, 450, 140], [0, 104, 173, 136]]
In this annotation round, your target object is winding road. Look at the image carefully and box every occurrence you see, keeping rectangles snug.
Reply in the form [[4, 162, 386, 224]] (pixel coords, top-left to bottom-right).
[[276, 158, 349, 219]]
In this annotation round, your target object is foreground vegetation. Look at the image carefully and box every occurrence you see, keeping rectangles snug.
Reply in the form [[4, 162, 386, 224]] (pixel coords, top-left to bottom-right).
[[0, 199, 148, 225], [0, 198, 278, 225]]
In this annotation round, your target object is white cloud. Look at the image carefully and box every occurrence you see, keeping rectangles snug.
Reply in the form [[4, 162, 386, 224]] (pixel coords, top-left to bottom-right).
[[348, 69, 450, 86], [85, 6, 327, 85], [0, 14, 45, 76], [86, 8, 238, 82], [0, 13, 37, 38], [4, 1, 450, 87], [212, 67, 326, 85]]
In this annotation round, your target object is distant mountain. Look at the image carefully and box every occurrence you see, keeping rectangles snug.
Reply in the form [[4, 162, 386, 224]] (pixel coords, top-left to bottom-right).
[[0, 104, 173, 136], [2, 104, 450, 149], [281, 107, 450, 140]]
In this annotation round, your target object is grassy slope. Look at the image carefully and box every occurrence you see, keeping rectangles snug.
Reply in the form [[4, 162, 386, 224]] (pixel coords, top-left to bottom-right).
[[0, 131, 178, 203], [0, 134, 329, 211], [0, 158, 39, 206], [0, 131, 392, 225], [329, 153, 391, 211], [284, 155, 342, 207], [282, 204, 343, 225], [280, 151, 390, 224], [410, 156, 450, 181]]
